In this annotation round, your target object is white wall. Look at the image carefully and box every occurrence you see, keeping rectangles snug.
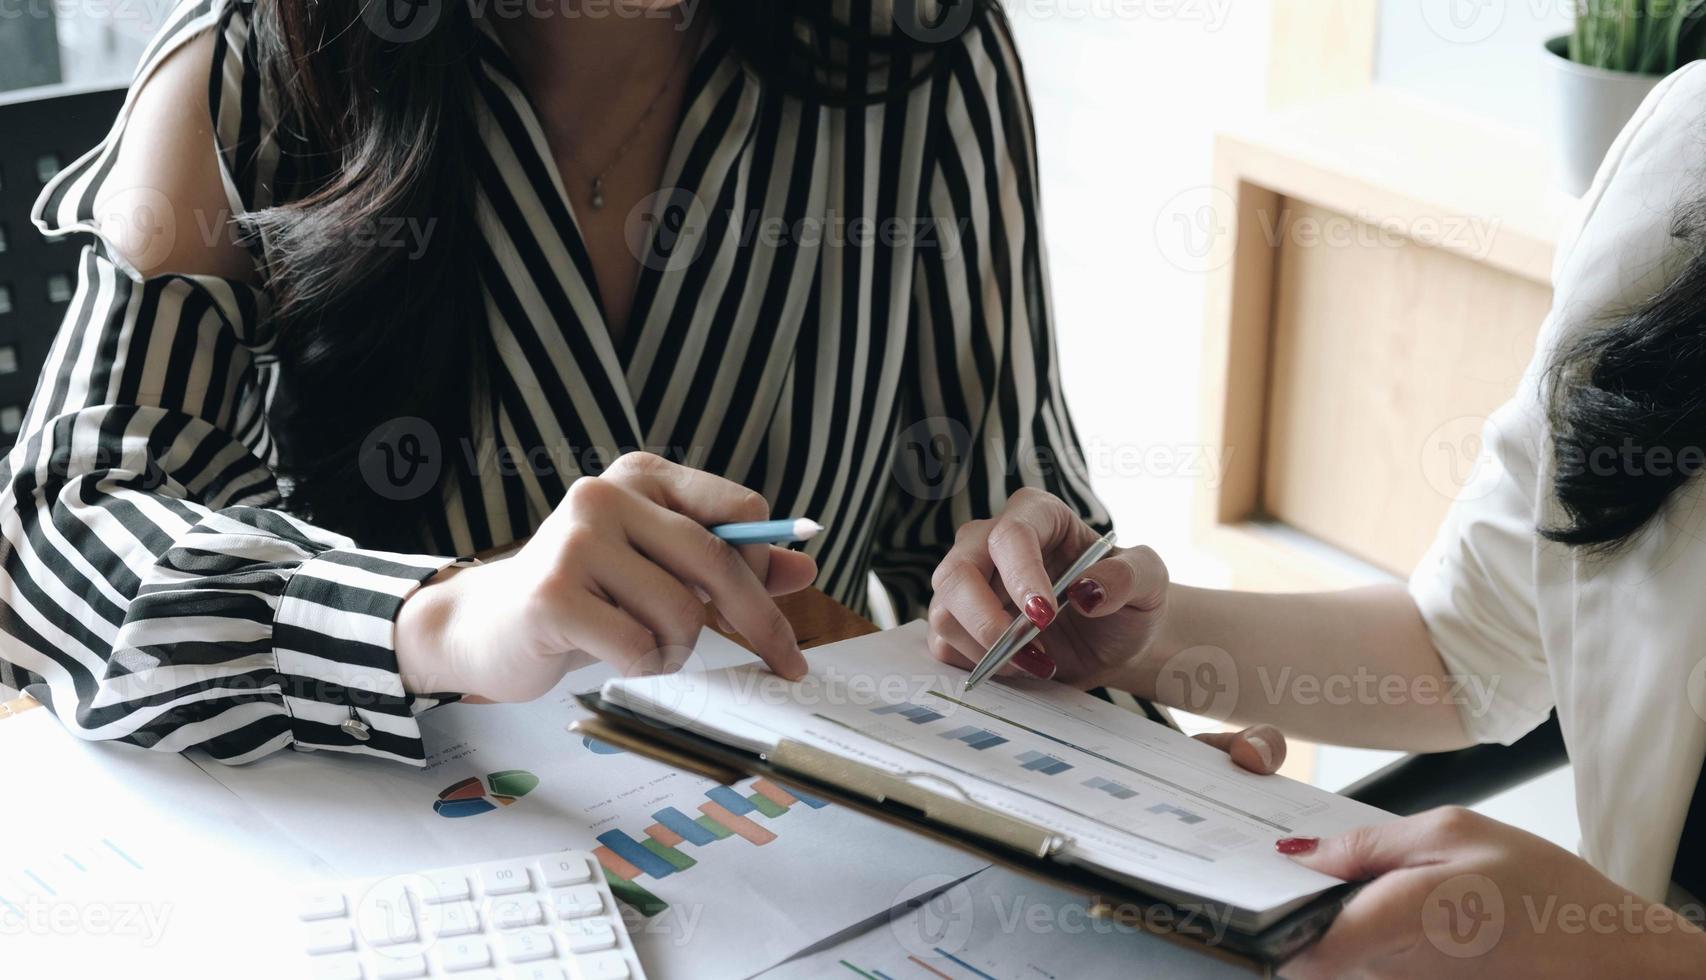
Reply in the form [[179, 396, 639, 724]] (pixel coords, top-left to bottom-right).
[[1376, 0, 1573, 132], [1007, 0, 1271, 588]]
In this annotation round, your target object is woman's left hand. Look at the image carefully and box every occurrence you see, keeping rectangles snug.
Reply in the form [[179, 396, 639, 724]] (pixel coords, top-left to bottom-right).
[[1279, 807, 1706, 979]]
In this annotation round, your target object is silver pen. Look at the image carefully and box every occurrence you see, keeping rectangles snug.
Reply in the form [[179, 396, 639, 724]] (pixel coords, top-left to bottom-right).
[[963, 530, 1118, 691]]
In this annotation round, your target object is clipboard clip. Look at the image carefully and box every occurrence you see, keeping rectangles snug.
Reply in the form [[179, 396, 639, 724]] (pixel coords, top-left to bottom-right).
[[768, 739, 1066, 859]]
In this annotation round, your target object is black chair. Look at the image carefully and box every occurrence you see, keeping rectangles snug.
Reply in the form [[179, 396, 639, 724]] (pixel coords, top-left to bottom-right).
[[0, 83, 127, 453], [1340, 711, 1568, 815]]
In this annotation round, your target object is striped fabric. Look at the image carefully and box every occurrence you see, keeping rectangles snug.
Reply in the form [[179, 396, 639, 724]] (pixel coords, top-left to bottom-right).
[[4, 0, 1107, 766]]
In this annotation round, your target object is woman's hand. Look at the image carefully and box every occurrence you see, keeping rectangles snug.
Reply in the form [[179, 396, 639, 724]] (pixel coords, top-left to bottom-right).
[[928, 490, 1168, 686], [927, 488, 1284, 774], [396, 452, 817, 701], [1279, 807, 1706, 979]]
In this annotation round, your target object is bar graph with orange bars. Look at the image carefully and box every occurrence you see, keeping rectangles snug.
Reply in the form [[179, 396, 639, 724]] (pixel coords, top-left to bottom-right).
[[591, 778, 829, 914]]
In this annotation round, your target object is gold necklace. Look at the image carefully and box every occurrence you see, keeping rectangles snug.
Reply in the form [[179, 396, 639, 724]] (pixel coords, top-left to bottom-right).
[[575, 19, 699, 211]]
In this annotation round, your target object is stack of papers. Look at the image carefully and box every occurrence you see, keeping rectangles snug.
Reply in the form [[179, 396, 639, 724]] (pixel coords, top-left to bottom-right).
[[602, 621, 1394, 934]]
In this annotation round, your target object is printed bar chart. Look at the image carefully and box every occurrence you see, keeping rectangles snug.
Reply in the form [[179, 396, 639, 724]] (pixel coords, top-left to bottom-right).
[[597, 829, 678, 879], [695, 815, 734, 840], [593, 845, 643, 881], [594, 781, 834, 916], [699, 801, 777, 845], [872, 703, 945, 724], [940, 725, 1009, 750], [1016, 750, 1073, 775], [603, 868, 668, 917], [1084, 776, 1138, 800], [706, 785, 757, 816], [646, 823, 684, 847], [1149, 802, 1206, 825], [640, 837, 697, 872], [654, 806, 719, 846]]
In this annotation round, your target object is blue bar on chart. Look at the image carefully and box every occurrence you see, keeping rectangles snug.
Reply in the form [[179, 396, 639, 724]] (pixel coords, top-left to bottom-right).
[[1016, 750, 1073, 775], [785, 784, 829, 809], [595, 829, 678, 879], [872, 703, 945, 724], [705, 785, 757, 816], [939, 725, 1009, 750], [1148, 802, 1206, 825], [1084, 776, 1138, 800], [652, 806, 719, 846]]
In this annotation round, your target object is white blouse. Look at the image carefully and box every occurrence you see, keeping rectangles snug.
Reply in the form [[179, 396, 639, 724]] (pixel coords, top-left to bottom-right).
[[1410, 61, 1706, 903]]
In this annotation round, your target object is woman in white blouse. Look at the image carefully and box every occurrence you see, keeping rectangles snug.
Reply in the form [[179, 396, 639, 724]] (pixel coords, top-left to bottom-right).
[[928, 65, 1706, 975]]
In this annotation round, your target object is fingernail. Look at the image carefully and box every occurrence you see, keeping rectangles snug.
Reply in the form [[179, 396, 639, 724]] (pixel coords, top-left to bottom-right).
[[1275, 836, 1318, 855], [1023, 594, 1055, 629], [1012, 643, 1056, 680], [1245, 732, 1275, 771], [1066, 579, 1106, 613]]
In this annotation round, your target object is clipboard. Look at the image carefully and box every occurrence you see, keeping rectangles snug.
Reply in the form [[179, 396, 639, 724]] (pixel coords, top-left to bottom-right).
[[573, 691, 1354, 976]]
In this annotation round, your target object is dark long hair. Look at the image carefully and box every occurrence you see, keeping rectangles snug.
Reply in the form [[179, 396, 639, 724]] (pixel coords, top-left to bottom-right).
[[246, 0, 987, 548], [1544, 202, 1706, 551]]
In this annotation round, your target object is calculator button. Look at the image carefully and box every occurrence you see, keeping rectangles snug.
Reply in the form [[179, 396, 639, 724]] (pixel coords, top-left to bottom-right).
[[310, 954, 363, 980], [370, 953, 428, 979], [434, 936, 492, 972], [299, 891, 349, 921], [430, 900, 481, 938], [559, 918, 616, 953], [539, 854, 593, 888], [501, 928, 556, 963], [357, 886, 419, 946], [304, 922, 358, 955], [479, 861, 532, 896], [553, 885, 603, 919], [574, 952, 631, 980], [420, 871, 473, 903], [508, 967, 567, 980], [489, 894, 546, 930]]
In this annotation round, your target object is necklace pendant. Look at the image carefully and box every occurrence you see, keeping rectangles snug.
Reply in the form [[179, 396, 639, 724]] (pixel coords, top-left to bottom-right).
[[590, 177, 606, 211]]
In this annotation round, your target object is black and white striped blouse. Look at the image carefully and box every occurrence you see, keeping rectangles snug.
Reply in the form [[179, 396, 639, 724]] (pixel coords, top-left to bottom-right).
[[1, 0, 1107, 766]]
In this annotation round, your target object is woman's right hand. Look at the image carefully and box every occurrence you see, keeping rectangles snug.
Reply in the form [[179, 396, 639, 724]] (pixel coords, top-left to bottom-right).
[[927, 488, 1171, 689], [927, 488, 1285, 774], [396, 452, 817, 702]]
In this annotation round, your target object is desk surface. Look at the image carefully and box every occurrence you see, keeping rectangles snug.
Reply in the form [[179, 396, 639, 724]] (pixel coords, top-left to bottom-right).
[[0, 587, 878, 723]]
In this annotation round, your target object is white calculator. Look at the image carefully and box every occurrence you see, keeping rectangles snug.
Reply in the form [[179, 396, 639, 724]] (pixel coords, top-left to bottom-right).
[[295, 850, 647, 980]]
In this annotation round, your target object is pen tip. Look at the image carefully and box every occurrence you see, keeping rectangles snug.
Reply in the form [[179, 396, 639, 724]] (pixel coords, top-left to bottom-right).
[[794, 518, 824, 540]]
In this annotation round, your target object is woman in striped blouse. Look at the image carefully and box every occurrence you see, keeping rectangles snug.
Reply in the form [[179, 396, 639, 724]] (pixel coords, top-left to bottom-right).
[[0, 0, 1109, 766]]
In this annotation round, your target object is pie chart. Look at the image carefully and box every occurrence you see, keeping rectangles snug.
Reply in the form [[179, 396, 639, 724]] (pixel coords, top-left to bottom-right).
[[432, 769, 540, 818]]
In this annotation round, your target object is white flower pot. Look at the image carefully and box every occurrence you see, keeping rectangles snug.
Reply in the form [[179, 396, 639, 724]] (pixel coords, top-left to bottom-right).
[[1543, 34, 1664, 197]]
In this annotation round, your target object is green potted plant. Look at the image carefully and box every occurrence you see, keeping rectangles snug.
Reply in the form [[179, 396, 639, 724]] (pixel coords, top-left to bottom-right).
[[1546, 1, 1706, 195]]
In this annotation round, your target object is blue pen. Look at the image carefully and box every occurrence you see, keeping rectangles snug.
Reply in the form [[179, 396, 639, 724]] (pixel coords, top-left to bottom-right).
[[710, 518, 824, 545]]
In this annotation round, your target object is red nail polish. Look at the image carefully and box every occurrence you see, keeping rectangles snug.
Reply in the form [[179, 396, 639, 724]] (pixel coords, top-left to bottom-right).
[[1023, 594, 1055, 629], [1275, 837, 1319, 855], [1012, 644, 1057, 680], [1067, 579, 1106, 613]]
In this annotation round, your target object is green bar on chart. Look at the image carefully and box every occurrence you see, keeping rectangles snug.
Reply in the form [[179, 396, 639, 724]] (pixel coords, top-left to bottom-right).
[[695, 815, 733, 839], [640, 837, 697, 872], [604, 868, 669, 917], [746, 792, 787, 818]]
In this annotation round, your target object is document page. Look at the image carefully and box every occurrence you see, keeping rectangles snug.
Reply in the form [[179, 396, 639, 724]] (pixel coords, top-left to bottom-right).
[[603, 621, 1394, 928], [2, 709, 313, 978], [198, 627, 985, 979]]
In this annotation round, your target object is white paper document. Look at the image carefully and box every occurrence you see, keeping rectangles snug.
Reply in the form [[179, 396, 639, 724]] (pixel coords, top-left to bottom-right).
[[759, 866, 1253, 980], [603, 622, 1394, 931], [1, 709, 315, 979], [197, 628, 986, 979]]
